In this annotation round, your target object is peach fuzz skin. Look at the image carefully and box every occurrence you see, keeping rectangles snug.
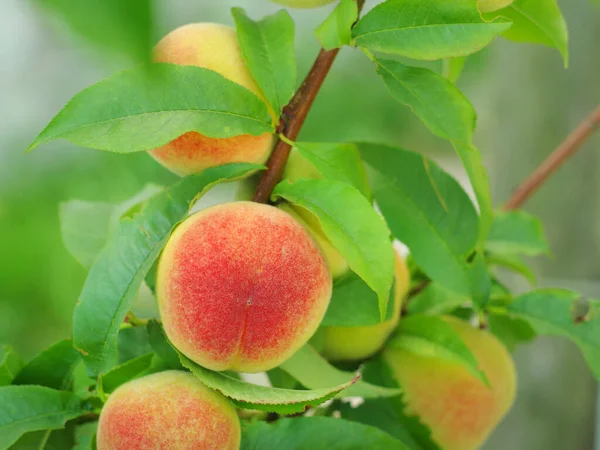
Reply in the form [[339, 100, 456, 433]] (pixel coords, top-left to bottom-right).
[[384, 317, 517, 450], [96, 371, 240, 450], [156, 202, 332, 373], [320, 253, 410, 362], [149, 23, 273, 176]]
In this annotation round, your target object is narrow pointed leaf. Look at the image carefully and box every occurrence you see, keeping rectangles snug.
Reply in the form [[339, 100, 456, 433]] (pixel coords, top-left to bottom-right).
[[28, 65, 273, 153]]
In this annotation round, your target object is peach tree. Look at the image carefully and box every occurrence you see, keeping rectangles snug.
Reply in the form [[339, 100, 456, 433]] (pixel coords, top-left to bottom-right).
[[2, 0, 597, 449]]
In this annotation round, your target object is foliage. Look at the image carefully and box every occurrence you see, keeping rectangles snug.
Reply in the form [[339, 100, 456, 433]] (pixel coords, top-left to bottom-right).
[[3, 0, 587, 448]]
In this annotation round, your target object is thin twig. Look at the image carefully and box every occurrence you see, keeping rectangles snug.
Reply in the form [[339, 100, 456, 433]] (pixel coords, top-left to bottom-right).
[[252, 0, 367, 203], [504, 104, 600, 210]]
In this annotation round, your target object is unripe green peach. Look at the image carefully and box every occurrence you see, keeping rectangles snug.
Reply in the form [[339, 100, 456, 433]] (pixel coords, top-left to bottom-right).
[[478, 0, 515, 13], [97, 371, 240, 450], [272, 0, 337, 8], [384, 317, 517, 450], [279, 203, 348, 279], [156, 202, 332, 373], [319, 253, 410, 361], [149, 23, 273, 176]]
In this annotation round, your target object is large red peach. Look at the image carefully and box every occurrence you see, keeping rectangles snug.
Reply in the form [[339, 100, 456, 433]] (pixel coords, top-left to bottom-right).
[[320, 253, 410, 361], [156, 202, 332, 372], [149, 23, 273, 176], [96, 371, 240, 450], [384, 316, 517, 450]]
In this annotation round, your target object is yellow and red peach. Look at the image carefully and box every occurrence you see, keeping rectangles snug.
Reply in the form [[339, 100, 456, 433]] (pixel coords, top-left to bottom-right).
[[320, 253, 410, 361], [96, 371, 240, 450], [384, 316, 517, 450], [150, 23, 273, 176], [156, 202, 332, 373]]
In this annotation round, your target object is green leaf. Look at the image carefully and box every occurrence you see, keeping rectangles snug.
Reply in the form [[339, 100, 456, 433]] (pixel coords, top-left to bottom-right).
[[291, 143, 371, 198], [371, 61, 492, 244], [32, 0, 153, 62], [451, 141, 494, 244], [9, 423, 76, 450], [489, 0, 569, 66], [98, 353, 154, 398], [60, 185, 163, 268], [28, 65, 274, 153], [322, 272, 397, 327], [147, 321, 183, 370], [315, 0, 359, 50], [390, 315, 488, 384], [180, 354, 357, 415], [407, 283, 470, 316], [73, 163, 262, 376], [232, 8, 296, 114], [117, 326, 153, 365], [0, 346, 22, 387], [486, 253, 536, 284], [358, 143, 483, 298], [488, 313, 536, 352], [74, 422, 98, 450], [241, 417, 410, 450], [443, 57, 468, 83], [279, 345, 401, 399], [486, 210, 549, 256], [13, 340, 80, 391], [508, 289, 600, 379], [375, 59, 476, 144], [0, 386, 83, 449], [272, 179, 394, 320], [353, 0, 511, 60]]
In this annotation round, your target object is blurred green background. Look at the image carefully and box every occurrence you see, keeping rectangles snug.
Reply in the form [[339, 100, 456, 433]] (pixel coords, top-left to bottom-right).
[[1, 0, 599, 448]]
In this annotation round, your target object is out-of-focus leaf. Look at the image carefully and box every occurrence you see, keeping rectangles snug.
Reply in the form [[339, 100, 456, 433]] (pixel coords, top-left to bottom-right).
[[60, 185, 162, 268], [33, 0, 153, 61], [488, 313, 536, 351], [0, 346, 22, 387], [407, 283, 470, 316]]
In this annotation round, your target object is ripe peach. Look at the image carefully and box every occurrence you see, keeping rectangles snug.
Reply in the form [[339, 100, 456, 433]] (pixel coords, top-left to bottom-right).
[[478, 0, 515, 13], [272, 0, 337, 8], [96, 371, 240, 450], [156, 202, 332, 372], [150, 23, 273, 176], [319, 253, 410, 361], [384, 316, 517, 450]]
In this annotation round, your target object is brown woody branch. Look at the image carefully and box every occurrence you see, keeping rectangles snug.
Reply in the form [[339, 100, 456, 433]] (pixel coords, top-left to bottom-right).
[[252, 0, 366, 203], [504, 104, 600, 210]]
